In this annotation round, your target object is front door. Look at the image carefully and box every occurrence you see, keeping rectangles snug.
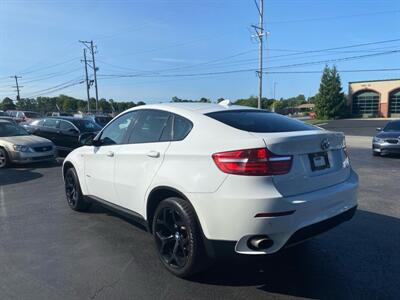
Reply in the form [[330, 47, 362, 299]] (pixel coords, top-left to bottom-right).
[[84, 111, 139, 204]]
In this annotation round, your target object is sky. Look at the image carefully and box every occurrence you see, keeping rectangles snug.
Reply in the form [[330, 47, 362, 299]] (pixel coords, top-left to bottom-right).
[[1, 0, 400, 104]]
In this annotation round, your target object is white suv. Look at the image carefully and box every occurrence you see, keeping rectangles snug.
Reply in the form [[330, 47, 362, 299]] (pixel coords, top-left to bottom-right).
[[63, 103, 358, 277]]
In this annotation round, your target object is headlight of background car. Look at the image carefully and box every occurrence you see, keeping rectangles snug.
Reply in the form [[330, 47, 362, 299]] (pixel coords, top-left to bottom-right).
[[373, 137, 384, 143], [13, 145, 34, 153]]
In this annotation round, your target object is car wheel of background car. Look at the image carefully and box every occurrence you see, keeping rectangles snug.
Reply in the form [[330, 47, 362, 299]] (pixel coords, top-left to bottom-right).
[[152, 197, 208, 278], [64, 168, 91, 211], [0, 147, 9, 169]]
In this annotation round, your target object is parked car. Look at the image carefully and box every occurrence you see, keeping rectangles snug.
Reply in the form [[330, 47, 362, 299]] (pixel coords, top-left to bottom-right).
[[6, 110, 42, 123], [0, 110, 7, 116], [87, 115, 113, 128], [0, 119, 56, 168], [26, 117, 101, 152], [0, 116, 17, 124], [46, 112, 74, 117], [372, 120, 400, 156], [62, 103, 358, 277]]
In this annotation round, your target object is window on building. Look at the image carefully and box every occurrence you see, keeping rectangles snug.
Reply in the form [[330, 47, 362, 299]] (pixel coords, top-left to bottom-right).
[[352, 91, 379, 116], [389, 90, 400, 117]]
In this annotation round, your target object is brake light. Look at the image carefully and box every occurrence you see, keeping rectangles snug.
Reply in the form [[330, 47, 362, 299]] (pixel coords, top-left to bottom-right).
[[212, 148, 292, 176]]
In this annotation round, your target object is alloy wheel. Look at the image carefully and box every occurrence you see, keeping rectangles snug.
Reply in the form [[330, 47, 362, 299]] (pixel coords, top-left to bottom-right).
[[154, 207, 190, 269], [65, 173, 78, 207], [0, 149, 7, 168]]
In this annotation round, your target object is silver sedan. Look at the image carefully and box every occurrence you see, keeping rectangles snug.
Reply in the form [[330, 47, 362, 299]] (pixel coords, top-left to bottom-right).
[[372, 120, 400, 156], [0, 119, 57, 168]]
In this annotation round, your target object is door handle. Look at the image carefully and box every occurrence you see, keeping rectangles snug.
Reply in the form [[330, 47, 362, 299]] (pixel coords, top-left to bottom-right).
[[147, 150, 160, 158], [106, 151, 114, 157]]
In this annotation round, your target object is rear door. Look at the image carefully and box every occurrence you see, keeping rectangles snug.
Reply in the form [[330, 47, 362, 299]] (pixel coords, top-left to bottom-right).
[[38, 118, 60, 144], [114, 109, 172, 215], [58, 120, 80, 150]]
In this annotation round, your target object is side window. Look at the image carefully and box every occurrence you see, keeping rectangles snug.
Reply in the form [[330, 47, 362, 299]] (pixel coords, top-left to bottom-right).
[[128, 110, 171, 144], [59, 121, 75, 131], [43, 119, 60, 128], [99, 111, 139, 145], [173, 115, 192, 141]]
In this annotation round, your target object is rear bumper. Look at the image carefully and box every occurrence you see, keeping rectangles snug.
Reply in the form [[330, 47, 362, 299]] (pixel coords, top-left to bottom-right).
[[190, 169, 358, 256]]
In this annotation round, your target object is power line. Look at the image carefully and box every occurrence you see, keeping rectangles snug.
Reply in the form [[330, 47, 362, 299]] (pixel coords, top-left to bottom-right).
[[24, 77, 84, 98], [97, 49, 400, 79], [265, 68, 400, 74]]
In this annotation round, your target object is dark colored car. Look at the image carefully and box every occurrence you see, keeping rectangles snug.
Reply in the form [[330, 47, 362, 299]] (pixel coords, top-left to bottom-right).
[[85, 115, 113, 128], [26, 117, 101, 152], [372, 120, 400, 156], [7, 110, 42, 123]]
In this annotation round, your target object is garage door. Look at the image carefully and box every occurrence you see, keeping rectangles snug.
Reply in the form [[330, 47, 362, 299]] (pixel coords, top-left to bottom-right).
[[389, 90, 400, 118], [352, 91, 379, 117]]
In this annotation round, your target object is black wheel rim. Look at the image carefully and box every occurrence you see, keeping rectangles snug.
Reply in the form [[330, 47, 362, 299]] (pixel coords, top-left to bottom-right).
[[154, 207, 190, 269], [65, 173, 78, 207]]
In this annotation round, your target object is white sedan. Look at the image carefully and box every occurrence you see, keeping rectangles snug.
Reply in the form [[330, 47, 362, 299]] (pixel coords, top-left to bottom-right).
[[63, 102, 358, 277]]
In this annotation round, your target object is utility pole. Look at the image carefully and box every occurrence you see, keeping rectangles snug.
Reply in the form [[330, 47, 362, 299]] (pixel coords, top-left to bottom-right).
[[273, 81, 277, 99], [79, 40, 99, 113], [11, 75, 22, 101], [252, 0, 264, 109], [90, 41, 99, 113], [81, 49, 91, 113]]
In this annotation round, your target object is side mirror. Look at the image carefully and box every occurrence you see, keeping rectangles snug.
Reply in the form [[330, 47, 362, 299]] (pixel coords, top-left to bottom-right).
[[78, 132, 97, 146], [376, 127, 382, 132]]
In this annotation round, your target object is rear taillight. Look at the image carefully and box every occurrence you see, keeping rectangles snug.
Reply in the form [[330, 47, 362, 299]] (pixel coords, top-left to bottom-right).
[[212, 148, 292, 176]]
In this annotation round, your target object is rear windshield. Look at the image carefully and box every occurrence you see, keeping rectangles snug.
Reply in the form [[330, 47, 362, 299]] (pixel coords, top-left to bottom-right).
[[205, 110, 316, 133], [71, 119, 102, 132]]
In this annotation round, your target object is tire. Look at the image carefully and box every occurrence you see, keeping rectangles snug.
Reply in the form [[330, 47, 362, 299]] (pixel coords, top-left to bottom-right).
[[64, 167, 91, 211], [152, 197, 208, 278], [0, 147, 9, 169]]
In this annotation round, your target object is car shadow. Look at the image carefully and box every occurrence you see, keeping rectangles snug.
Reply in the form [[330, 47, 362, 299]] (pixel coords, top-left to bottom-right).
[[0, 168, 43, 185], [10, 159, 63, 170], [191, 210, 400, 299], [87, 202, 148, 232]]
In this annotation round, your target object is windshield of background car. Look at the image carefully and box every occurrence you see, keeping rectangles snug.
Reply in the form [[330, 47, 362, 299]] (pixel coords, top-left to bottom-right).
[[383, 121, 400, 132], [0, 122, 29, 137], [205, 110, 316, 133], [72, 119, 102, 132], [95, 116, 113, 127]]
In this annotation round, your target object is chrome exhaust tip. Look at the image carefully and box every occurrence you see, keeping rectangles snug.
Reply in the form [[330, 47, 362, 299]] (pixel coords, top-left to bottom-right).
[[248, 235, 274, 250]]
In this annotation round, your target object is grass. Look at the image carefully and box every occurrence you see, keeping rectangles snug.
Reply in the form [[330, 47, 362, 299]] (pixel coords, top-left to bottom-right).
[[304, 119, 330, 125]]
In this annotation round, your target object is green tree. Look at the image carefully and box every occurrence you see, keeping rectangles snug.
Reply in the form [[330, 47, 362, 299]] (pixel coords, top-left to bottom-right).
[[1, 97, 16, 110], [314, 66, 347, 119]]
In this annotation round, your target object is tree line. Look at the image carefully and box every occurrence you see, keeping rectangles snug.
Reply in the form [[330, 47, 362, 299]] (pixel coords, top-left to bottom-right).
[[0, 95, 145, 114], [1, 65, 348, 119]]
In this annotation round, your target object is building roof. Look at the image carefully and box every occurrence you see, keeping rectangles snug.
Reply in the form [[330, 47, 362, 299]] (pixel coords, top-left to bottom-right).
[[349, 78, 400, 84], [296, 103, 315, 109]]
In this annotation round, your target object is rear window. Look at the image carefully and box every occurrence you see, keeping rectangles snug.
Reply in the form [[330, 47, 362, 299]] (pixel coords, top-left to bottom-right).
[[71, 119, 101, 132], [24, 112, 41, 118], [206, 110, 315, 133]]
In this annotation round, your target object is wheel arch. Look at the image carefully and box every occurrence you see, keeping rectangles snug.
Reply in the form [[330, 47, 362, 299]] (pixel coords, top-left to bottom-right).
[[146, 186, 193, 233], [62, 161, 75, 179]]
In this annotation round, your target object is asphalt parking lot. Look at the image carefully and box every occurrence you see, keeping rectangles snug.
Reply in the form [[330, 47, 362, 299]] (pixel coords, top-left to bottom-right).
[[0, 119, 399, 300]]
